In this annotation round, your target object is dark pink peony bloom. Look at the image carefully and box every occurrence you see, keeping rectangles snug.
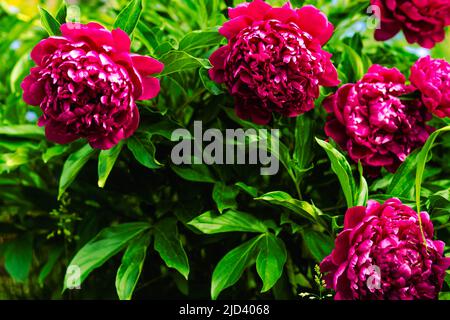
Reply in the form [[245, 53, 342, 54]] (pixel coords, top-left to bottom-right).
[[410, 56, 450, 118], [21, 23, 164, 150], [320, 198, 450, 300], [324, 65, 433, 175], [209, 0, 339, 124], [371, 0, 450, 49]]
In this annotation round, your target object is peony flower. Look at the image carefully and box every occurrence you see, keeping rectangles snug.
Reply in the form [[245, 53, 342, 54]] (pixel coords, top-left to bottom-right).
[[371, 0, 450, 49], [21, 22, 164, 150], [410, 56, 450, 118], [320, 198, 450, 300], [209, 0, 339, 124], [324, 65, 433, 176]]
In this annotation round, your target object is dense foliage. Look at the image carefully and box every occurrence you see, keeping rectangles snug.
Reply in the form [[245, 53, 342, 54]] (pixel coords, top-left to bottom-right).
[[0, 0, 449, 300]]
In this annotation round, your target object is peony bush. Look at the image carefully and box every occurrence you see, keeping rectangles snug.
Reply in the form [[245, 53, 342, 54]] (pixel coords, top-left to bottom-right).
[[0, 0, 449, 301]]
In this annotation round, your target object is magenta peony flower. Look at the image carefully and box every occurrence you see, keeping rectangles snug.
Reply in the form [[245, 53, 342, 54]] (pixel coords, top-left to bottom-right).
[[324, 65, 433, 176], [320, 198, 450, 300], [21, 23, 164, 150], [209, 0, 339, 124], [410, 56, 450, 118], [371, 0, 450, 49]]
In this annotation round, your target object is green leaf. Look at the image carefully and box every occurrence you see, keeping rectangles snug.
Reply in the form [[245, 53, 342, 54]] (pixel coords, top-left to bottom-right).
[[293, 116, 314, 174], [116, 232, 151, 300], [211, 236, 261, 300], [0, 125, 44, 138], [416, 126, 450, 212], [235, 182, 258, 197], [159, 51, 211, 76], [338, 44, 365, 82], [179, 29, 223, 53], [188, 210, 268, 234], [42, 145, 70, 163], [212, 182, 239, 213], [58, 144, 96, 200], [135, 21, 160, 53], [356, 162, 368, 206], [154, 218, 189, 279], [256, 234, 287, 293], [255, 191, 318, 222], [63, 222, 150, 291], [302, 229, 334, 262], [387, 149, 419, 199], [113, 0, 143, 35], [171, 164, 215, 183], [316, 138, 356, 208], [39, 6, 61, 36], [127, 137, 162, 170], [55, 3, 67, 24], [10, 52, 33, 93], [4, 234, 33, 283], [199, 68, 224, 95], [98, 141, 124, 188], [38, 246, 63, 286]]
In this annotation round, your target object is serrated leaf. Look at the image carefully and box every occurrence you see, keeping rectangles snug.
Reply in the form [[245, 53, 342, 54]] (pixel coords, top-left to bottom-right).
[[256, 234, 287, 293], [188, 210, 267, 234], [116, 232, 150, 300], [154, 218, 189, 279]]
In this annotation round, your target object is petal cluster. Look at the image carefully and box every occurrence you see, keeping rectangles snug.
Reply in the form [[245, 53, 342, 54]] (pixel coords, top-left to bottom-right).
[[410, 56, 450, 118], [21, 23, 164, 149], [324, 65, 433, 175], [209, 0, 339, 124], [320, 198, 450, 300], [371, 0, 450, 48]]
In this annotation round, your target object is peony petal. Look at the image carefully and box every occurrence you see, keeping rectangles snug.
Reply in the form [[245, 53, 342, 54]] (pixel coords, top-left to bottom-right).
[[344, 206, 367, 229], [219, 16, 252, 40], [131, 54, 164, 76], [30, 37, 68, 65], [21, 71, 46, 106], [229, 0, 272, 20], [112, 28, 131, 52], [139, 77, 161, 100], [208, 45, 230, 84], [45, 121, 78, 145], [295, 5, 334, 44]]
